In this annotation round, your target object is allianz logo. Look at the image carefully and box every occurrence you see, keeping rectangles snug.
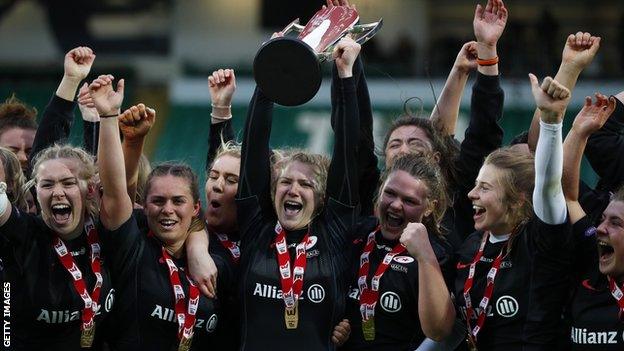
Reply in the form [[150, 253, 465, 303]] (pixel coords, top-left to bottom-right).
[[253, 283, 325, 303], [571, 327, 622, 345]]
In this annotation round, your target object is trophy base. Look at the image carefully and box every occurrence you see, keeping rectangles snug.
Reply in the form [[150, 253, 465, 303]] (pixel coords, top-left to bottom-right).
[[253, 37, 322, 106]]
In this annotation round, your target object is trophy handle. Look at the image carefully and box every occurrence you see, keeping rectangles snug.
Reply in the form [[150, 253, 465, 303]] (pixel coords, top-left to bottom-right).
[[318, 18, 384, 62], [281, 19, 305, 36]]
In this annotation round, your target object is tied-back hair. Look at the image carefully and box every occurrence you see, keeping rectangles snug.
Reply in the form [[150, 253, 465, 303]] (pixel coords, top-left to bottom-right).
[[31, 144, 99, 218], [0, 95, 38, 135], [484, 147, 535, 227], [378, 153, 449, 238], [382, 115, 459, 190], [272, 150, 331, 214], [135, 153, 152, 205], [209, 140, 242, 172], [144, 162, 205, 233], [0, 147, 27, 209]]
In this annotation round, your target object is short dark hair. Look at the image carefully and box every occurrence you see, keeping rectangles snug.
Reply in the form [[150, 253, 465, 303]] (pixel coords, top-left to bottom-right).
[[0, 95, 38, 136]]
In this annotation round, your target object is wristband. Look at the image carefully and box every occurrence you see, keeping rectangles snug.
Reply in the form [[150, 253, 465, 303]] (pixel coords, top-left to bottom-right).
[[477, 56, 499, 66], [210, 113, 232, 121], [99, 113, 119, 118], [0, 182, 9, 216], [211, 103, 232, 109]]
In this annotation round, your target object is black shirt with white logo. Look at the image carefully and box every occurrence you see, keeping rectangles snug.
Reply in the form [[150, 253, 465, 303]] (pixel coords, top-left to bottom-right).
[[567, 216, 624, 350], [341, 218, 454, 351], [0, 207, 114, 351], [454, 215, 569, 351], [102, 213, 231, 351], [235, 77, 359, 350]]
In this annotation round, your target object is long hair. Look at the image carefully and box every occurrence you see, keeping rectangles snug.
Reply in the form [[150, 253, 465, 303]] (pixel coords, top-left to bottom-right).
[[376, 153, 449, 237], [0, 147, 27, 209]]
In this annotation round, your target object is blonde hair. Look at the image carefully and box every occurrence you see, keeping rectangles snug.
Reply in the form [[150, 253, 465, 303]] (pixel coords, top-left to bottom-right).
[[0, 147, 27, 209], [483, 147, 535, 227], [135, 153, 152, 204], [31, 144, 99, 218], [210, 140, 242, 172], [272, 151, 330, 213]]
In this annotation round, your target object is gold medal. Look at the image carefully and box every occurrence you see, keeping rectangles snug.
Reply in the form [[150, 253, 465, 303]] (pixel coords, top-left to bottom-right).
[[466, 334, 478, 351], [284, 302, 299, 330], [178, 336, 193, 351], [362, 318, 375, 341], [80, 324, 96, 348]]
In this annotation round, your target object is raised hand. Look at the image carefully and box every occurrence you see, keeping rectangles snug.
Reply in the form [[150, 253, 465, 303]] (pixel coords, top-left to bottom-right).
[[473, 0, 508, 47], [529, 74, 571, 124], [208, 69, 236, 107], [332, 36, 361, 78], [64, 46, 96, 81], [454, 41, 479, 74], [561, 32, 601, 72], [77, 82, 100, 122], [89, 75, 125, 116], [571, 93, 616, 137], [399, 223, 435, 262], [119, 103, 156, 141]]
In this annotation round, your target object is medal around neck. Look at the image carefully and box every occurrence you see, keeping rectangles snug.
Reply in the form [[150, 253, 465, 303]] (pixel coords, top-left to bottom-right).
[[253, 5, 382, 106]]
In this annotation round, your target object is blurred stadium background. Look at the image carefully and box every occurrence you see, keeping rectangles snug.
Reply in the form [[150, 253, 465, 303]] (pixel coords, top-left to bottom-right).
[[1, 0, 621, 192]]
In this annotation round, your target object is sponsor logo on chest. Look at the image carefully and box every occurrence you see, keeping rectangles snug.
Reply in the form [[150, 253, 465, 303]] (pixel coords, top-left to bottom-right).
[[460, 295, 520, 320], [252, 283, 326, 303], [35, 290, 114, 324], [150, 305, 218, 333], [571, 327, 623, 345]]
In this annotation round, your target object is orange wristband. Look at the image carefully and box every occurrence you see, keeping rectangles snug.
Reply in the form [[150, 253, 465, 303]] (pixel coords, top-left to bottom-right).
[[477, 56, 499, 66]]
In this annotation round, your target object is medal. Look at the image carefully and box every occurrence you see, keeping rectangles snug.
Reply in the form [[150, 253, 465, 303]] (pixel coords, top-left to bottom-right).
[[362, 318, 375, 341], [284, 301, 299, 329], [466, 334, 478, 351], [80, 323, 95, 348], [177, 335, 193, 351]]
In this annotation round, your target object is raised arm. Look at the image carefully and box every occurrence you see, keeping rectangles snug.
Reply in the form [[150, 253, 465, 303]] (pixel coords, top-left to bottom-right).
[[563, 94, 616, 224], [473, 0, 507, 77], [118, 104, 155, 203], [29, 47, 95, 173], [400, 223, 455, 341], [326, 37, 360, 206], [529, 74, 570, 225], [77, 82, 100, 156], [527, 32, 601, 152], [585, 93, 624, 192], [90, 75, 133, 229], [206, 69, 236, 170], [430, 41, 478, 136]]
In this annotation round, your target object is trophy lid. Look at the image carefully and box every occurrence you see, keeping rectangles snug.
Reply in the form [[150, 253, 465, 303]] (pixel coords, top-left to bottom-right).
[[253, 37, 322, 106]]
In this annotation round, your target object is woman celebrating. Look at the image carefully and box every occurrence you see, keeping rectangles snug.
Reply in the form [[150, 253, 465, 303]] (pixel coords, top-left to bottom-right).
[[454, 73, 571, 350], [235, 36, 360, 350], [341, 154, 455, 350], [88, 75, 229, 350], [562, 93, 624, 350]]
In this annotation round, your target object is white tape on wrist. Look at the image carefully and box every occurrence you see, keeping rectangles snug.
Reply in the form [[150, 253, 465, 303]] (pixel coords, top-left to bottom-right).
[[0, 182, 9, 215]]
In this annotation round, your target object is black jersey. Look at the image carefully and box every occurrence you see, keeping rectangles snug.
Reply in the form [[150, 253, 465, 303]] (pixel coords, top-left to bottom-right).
[[454, 215, 569, 351], [341, 218, 454, 351], [565, 216, 624, 350], [236, 77, 359, 350], [102, 213, 231, 351], [208, 230, 240, 351], [0, 207, 115, 351]]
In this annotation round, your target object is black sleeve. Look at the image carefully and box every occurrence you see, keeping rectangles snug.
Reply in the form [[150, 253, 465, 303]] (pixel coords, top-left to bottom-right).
[[327, 72, 360, 207], [453, 73, 504, 240], [98, 214, 144, 284], [236, 87, 275, 234], [28, 94, 75, 174], [0, 207, 42, 270], [83, 120, 100, 156], [206, 119, 235, 171], [331, 57, 379, 216], [586, 97, 624, 192]]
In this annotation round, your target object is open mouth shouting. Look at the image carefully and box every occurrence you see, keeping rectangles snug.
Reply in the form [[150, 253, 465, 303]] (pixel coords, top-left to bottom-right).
[[473, 204, 486, 221], [51, 203, 73, 225], [283, 200, 303, 217], [598, 239, 615, 265], [384, 211, 405, 231]]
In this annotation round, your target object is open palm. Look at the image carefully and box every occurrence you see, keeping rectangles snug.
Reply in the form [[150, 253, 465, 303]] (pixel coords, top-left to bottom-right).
[[473, 0, 508, 46]]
